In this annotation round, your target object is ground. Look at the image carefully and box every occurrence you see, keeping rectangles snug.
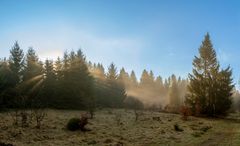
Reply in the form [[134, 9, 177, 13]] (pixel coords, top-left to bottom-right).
[[0, 109, 240, 146]]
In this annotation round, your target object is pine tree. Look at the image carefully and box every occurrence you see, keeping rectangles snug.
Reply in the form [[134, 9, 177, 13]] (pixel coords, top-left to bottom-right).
[[23, 48, 43, 82], [140, 69, 150, 87], [106, 63, 126, 108], [130, 70, 138, 87], [55, 57, 62, 81], [118, 67, 129, 87], [149, 70, 155, 83], [41, 59, 56, 106], [57, 49, 94, 109], [107, 63, 118, 80], [22, 48, 44, 99], [96, 63, 105, 79], [169, 74, 180, 110], [93, 63, 107, 107], [9, 41, 24, 85], [0, 58, 17, 108], [186, 33, 233, 116], [155, 76, 165, 100]]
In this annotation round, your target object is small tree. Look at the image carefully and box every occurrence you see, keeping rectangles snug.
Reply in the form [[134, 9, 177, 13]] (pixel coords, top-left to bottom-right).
[[31, 97, 47, 129]]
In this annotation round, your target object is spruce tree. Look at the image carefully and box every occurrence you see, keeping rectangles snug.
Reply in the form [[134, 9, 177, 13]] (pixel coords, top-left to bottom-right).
[[96, 63, 105, 79], [9, 41, 24, 85], [0, 58, 17, 108], [106, 63, 126, 108], [55, 57, 62, 81], [118, 67, 129, 87], [107, 63, 118, 80], [130, 70, 138, 87], [57, 49, 94, 109], [140, 69, 150, 87], [186, 33, 233, 116], [169, 74, 180, 110], [23, 48, 43, 82], [41, 59, 56, 106]]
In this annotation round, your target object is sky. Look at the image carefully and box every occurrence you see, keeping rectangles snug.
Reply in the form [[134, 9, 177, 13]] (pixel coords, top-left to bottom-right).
[[0, 0, 240, 85]]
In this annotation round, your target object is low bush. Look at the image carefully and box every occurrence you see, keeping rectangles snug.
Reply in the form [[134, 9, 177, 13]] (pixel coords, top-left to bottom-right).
[[67, 114, 89, 131], [67, 118, 81, 131], [180, 105, 191, 120], [174, 124, 183, 132]]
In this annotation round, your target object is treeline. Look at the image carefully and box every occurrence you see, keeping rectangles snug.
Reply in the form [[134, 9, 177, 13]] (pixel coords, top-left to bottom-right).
[[88, 64, 188, 109], [0, 43, 126, 110], [0, 33, 239, 117], [0, 41, 187, 111]]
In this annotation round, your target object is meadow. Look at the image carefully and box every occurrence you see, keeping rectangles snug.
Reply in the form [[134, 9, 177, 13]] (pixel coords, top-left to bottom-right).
[[1, 109, 240, 146]]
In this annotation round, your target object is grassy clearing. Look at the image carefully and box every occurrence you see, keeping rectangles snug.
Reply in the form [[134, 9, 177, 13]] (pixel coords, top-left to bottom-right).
[[0, 109, 240, 146]]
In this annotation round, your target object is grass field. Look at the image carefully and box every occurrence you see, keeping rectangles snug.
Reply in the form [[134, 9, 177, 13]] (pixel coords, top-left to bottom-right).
[[1, 109, 240, 146]]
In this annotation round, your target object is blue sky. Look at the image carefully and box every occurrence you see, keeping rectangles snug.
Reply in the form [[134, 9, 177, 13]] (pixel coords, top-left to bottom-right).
[[0, 0, 240, 84]]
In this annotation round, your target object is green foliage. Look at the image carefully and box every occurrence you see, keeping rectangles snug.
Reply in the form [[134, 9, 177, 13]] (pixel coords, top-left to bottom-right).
[[108, 63, 126, 107], [21, 48, 44, 98], [39, 59, 56, 107], [54, 50, 94, 109], [0, 59, 17, 109], [9, 41, 24, 85], [186, 33, 234, 116]]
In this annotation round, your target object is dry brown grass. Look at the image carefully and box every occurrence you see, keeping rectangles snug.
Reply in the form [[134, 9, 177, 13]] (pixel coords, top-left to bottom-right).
[[0, 109, 240, 146]]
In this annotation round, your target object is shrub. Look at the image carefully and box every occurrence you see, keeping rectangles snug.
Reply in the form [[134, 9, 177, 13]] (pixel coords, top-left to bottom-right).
[[67, 118, 81, 131], [67, 114, 89, 131], [174, 124, 183, 132], [180, 105, 191, 120], [33, 108, 47, 129], [79, 114, 89, 131]]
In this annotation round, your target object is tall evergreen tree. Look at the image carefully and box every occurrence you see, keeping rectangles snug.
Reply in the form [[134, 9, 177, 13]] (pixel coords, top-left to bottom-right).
[[140, 69, 150, 87], [130, 70, 138, 87], [23, 48, 43, 81], [155, 76, 165, 99], [40, 59, 56, 106], [9, 41, 24, 85], [96, 63, 105, 79], [0, 58, 17, 108], [57, 49, 94, 109], [169, 74, 180, 109], [55, 57, 62, 81], [186, 33, 233, 116], [107, 63, 118, 80], [22, 48, 43, 97], [118, 67, 130, 87], [106, 63, 126, 107]]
